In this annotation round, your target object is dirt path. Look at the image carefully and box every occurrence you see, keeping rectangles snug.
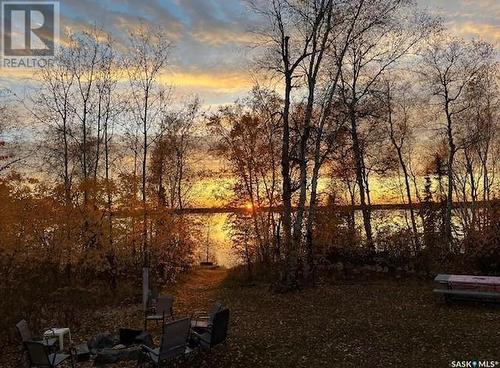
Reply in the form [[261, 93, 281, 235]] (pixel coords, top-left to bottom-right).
[[165, 267, 229, 318]]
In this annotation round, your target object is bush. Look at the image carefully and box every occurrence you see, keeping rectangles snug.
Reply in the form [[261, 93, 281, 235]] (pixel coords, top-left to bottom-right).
[[0, 175, 197, 343], [469, 205, 500, 274]]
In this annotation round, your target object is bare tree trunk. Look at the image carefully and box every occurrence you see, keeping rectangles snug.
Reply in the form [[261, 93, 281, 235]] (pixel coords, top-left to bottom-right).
[[62, 99, 71, 205], [386, 83, 419, 250], [305, 0, 363, 283], [464, 148, 478, 236], [102, 85, 117, 289], [288, 0, 334, 286], [400, 155, 419, 249], [280, 39, 295, 286], [125, 27, 171, 307], [350, 106, 373, 245], [142, 90, 149, 269], [444, 99, 456, 246]]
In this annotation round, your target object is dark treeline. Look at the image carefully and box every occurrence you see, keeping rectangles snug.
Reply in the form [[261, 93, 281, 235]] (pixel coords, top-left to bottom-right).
[[209, 0, 499, 287], [138, 200, 500, 214]]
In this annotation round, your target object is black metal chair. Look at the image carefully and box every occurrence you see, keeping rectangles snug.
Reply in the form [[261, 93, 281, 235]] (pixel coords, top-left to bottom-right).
[[191, 301, 224, 332], [24, 341, 74, 368], [191, 308, 230, 349], [144, 295, 175, 332], [147, 289, 159, 309], [16, 320, 58, 350], [139, 318, 192, 367]]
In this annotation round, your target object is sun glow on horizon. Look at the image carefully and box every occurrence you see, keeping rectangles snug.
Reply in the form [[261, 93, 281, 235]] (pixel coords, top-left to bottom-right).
[[244, 202, 255, 211]]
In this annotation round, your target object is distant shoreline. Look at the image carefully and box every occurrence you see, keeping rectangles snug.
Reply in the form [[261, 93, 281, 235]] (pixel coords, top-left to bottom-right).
[[115, 200, 499, 216]]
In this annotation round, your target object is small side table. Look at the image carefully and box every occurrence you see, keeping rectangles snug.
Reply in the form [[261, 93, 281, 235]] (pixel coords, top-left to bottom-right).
[[44, 328, 72, 351]]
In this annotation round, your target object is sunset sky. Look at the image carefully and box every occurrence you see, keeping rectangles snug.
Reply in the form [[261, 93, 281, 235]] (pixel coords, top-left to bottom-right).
[[1, 0, 499, 207], [1, 0, 499, 106]]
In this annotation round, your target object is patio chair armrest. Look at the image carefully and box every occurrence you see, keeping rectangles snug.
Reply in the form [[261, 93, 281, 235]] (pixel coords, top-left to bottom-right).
[[191, 318, 211, 329], [141, 345, 158, 356], [191, 310, 208, 317], [191, 330, 211, 345], [191, 312, 210, 320], [165, 344, 187, 355], [40, 327, 56, 339]]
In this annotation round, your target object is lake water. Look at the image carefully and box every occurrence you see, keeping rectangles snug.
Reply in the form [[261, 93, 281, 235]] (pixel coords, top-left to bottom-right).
[[191, 209, 446, 268]]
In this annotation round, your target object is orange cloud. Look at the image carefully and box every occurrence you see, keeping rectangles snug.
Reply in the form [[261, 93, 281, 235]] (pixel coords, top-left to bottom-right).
[[160, 69, 253, 92], [0, 63, 253, 94], [450, 21, 500, 46], [0, 68, 38, 80], [191, 28, 258, 47]]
